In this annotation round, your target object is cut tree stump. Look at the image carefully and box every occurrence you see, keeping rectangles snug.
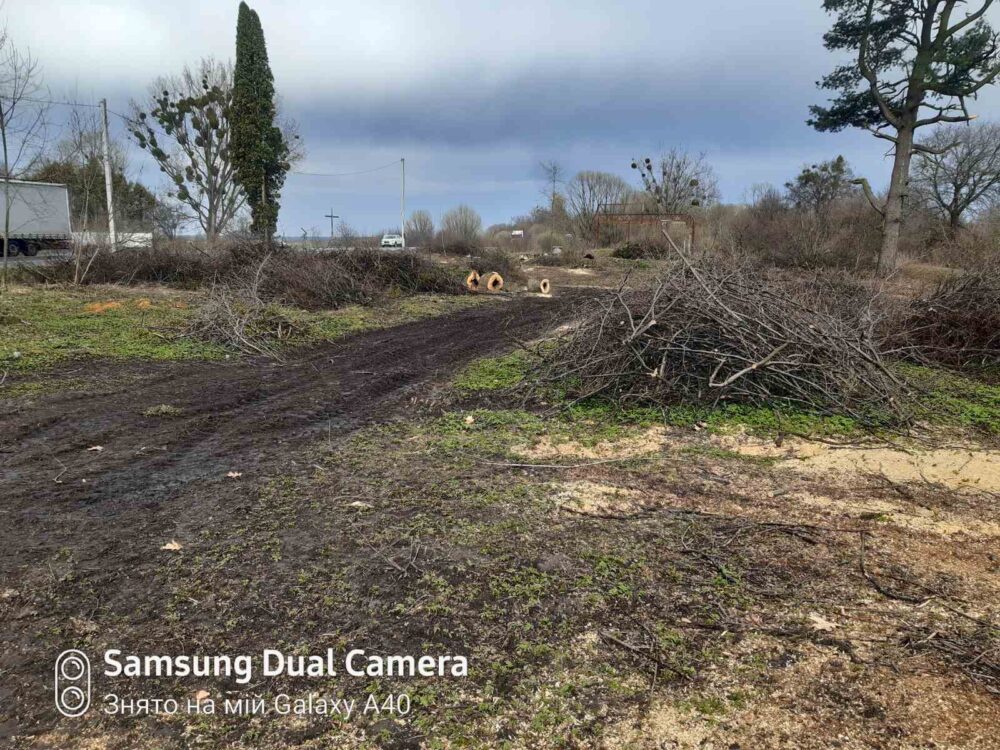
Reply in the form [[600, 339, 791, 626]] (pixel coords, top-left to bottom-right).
[[529, 279, 551, 295], [479, 272, 504, 293], [465, 270, 481, 291]]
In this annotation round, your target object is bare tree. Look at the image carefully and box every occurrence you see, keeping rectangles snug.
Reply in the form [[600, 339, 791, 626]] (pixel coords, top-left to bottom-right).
[[405, 209, 434, 247], [439, 205, 482, 247], [51, 110, 117, 232], [30, 108, 157, 232], [150, 191, 192, 240], [0, 23, 49, 289], [565, 170, 630, 240], [335, 220, 357, 248], [911, 121, 1000, 233], [539, 160, 564, 213], [130, 58, 244, 244], [631, 149, 720, 213], [745, 183, 788, 218]]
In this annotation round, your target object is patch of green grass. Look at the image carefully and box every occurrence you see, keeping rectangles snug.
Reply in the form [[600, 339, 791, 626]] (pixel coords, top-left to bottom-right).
[[454, 350, 531, 392], [0, 286, 224, 370], [679, 688, 753, 720], [901, 363, 1000, 435], [0, 377, 90, 398], [279, 294, 491, 343], [562, 401, 662, 430], [679, 444, 779, 466], [430, 409, 547, 454], [0, 286, 489, 372], [489, 567, 555, 608], [530, 392, 864, 441], [423, 406, 668, 464], [543, 365, 1000, 440], [684, 695, 729, 717], [454, 359, 864, 440], [578, 552, 648, 601], [663, 402, 862, 437]]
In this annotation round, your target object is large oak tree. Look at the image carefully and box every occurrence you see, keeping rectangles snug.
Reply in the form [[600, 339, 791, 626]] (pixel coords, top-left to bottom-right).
[[911, 120, 1000, 231]]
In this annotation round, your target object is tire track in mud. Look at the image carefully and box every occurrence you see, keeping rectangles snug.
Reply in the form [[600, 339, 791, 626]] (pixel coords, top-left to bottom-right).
[[0, 295, 570, 542]]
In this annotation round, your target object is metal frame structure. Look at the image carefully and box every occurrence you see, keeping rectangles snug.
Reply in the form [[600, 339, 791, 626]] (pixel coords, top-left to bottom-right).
[[594, 203, 698, 249]]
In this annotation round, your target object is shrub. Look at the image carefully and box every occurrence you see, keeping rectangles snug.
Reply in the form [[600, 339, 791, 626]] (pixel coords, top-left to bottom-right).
[[885, 268, 1000, 370], [469, 248, 525, 283], [23, 241, 464, 310], [28, 242, 233, 287], [261, 249, 463, 310], [533, 230, 563, 254], [432, 239, 481, 256], [611, 238, 671, 260], [922, 226, 1000, 269], [534, 248, 594, 268], [726, 195, 882, 270]]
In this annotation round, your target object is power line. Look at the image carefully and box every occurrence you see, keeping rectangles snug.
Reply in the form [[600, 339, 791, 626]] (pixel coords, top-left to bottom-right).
[[0, 94, 134, 122], [290, 159, 401, 178], [1, 94, 101, 109]]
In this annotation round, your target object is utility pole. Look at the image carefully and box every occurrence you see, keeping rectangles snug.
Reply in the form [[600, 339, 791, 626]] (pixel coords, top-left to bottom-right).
[[99, 99, 118, 252], [324, 209, 339, 240], [400, 157, 406, 251]]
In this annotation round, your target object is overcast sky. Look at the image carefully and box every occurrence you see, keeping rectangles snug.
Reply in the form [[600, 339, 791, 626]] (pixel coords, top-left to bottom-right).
[[9, 1, 1000, 236]]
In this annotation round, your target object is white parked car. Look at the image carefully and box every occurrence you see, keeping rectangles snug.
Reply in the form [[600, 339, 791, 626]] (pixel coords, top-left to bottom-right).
[[380, 233, 404, 249]]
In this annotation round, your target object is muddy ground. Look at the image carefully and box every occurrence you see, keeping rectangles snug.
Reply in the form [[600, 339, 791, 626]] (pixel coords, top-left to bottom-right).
[[1, 292, 998, 749], [1, 297, 565, 738]]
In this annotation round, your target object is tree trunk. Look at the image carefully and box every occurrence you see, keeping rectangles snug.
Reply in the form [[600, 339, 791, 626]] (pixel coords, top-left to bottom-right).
[[879, 124, 915, 275], [1, 106, 10, 294], [947, 209, 963, 237]]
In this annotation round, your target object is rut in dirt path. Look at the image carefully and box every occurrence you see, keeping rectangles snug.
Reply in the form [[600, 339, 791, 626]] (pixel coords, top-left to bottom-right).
[[0, 295, 572, 513]]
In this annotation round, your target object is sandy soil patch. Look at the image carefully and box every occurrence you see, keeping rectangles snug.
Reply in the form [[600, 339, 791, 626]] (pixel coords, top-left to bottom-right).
[[727, 648, 1000, 750], [554, 480, 645, 515], [514, 426, 667, 462], [789, 491, 1000, 538], [605, 630, 1000, 750], [603, 700, 711, 749], [714, 432, 1000, 493]]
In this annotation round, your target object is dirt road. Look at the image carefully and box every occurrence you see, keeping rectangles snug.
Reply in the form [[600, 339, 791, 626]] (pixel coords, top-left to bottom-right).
[[0, 294, 569, 739], [1, 296, 564, 507]]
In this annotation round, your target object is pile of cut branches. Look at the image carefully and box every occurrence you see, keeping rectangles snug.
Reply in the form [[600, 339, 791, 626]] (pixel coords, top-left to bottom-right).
[[186, 260, 305, 357], [262, 248, 463, 310], [886, 269, 1000, 370], [534, 259, 908, 426]]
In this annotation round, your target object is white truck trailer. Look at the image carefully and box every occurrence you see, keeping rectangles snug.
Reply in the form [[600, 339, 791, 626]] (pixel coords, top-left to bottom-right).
[[1, 179, 72, 256]]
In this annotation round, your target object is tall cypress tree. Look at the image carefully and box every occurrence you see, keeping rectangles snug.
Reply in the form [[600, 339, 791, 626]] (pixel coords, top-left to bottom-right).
[[232, 1, 288, 240]]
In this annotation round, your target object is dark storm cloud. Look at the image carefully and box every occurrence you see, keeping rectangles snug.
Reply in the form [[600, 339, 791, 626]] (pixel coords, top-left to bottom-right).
[[8, 0, 1000, 232], [294, 57, 818, 150]]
